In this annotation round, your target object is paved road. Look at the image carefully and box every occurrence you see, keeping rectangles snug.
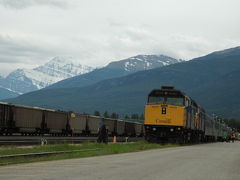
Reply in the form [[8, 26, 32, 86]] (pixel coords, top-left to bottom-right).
[[0, 142, 240, 180]]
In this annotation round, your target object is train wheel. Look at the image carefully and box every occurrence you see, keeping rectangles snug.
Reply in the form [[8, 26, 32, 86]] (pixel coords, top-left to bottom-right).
[[178, 134, 186, 144], [145, 134, 155, 143]]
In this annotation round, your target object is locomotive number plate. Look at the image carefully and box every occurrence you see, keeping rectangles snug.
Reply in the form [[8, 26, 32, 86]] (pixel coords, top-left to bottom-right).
[[156, 119, 171, 123]]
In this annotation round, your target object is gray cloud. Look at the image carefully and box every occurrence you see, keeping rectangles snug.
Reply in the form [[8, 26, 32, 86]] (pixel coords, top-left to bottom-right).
[[104, 26, 222, 61], [0, 34, 55, 63], [0, 34, 65, 76], [0, 33, 109, 75], [0, 0, 239, 76], [0, 0, 68, 9]]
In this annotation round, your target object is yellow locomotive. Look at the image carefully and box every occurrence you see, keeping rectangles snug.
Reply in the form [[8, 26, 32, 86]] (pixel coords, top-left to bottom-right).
[[144, 86, 205, 143]]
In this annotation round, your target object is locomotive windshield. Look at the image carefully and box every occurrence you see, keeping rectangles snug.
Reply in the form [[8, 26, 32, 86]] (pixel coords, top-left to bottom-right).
[[148, 90, 185, 106]]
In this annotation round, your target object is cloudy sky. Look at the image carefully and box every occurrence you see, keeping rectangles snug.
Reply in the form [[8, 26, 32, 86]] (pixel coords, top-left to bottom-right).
[[0, 0, 239, 76]]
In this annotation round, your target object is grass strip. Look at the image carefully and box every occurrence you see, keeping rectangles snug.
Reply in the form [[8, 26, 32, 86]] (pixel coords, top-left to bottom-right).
[[0, 141, 179, 166]]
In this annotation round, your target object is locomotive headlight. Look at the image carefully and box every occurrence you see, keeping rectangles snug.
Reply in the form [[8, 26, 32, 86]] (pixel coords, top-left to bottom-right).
[[153, 127, 156, 131], [177, 127, 181, 130], [170, 128, 174, 132]]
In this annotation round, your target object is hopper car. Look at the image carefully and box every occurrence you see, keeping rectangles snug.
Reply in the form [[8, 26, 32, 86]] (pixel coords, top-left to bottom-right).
[[0, 102, 144, 137]]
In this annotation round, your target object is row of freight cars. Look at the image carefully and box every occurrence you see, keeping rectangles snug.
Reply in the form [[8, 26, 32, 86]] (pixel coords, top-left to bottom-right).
[[0, 102, 144, 137]]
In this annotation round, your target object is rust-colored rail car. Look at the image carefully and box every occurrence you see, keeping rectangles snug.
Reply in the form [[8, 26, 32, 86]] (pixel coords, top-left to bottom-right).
[[0, 103, 14, 134], [104, 118, 116, 136], [134, 123, 143, 137], [14, 106, 42, 133], [46, 111, 68, 134], [87, 116, 101, 135], [70, 114, 87, 135], [116, 120, 125, 136], [125, 121, 136, 136]]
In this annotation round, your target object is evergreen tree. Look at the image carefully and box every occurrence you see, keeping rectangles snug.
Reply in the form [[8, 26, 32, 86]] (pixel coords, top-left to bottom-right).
[[131, 114, 139, 120], [111, 112, 118, 119], [125, 115, 129, 119], [103, 111, 109, 118], [94, 111, 101, 116], [224, 118, 240, 131]]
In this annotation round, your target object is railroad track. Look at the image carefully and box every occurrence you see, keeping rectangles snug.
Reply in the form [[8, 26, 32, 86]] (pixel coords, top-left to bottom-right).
[[0, 148, 101, 160], [0, 136, 144, 145]]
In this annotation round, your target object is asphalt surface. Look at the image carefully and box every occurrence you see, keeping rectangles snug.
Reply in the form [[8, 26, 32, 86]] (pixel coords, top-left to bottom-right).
[[0, 142, 240, 180]]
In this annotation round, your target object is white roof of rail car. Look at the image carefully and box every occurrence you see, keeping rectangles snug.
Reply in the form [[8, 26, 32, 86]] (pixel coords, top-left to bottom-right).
[[0, 101, 56, 112]]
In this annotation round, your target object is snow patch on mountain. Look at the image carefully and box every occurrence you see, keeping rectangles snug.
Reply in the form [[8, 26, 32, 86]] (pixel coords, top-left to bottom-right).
[[112, 55, 183, 72], [7, 69, 63, 89], [0, 85, 21, 95], [0, 57, 95, 94], [35, 57, 93, 79]]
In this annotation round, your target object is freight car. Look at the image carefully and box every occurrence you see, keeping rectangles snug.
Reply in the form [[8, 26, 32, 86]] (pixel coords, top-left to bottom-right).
[[0, 102, 71, 136], [0, 102, 16, 135], [144, 86, 231, 143], [69, 115, 121, 136], [69, 113, 87, 135], [134, 122, 144, 137], [0, 102, 144, 138]]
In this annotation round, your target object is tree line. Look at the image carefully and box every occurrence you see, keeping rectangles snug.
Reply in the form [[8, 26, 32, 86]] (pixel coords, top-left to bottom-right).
[[223, 118, 240, 132]]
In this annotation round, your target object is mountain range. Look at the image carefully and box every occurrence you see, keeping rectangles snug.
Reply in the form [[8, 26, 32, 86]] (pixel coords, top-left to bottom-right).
[[5, 46, 240, 119], [46, 55, 182, 89], [0, 57, 94, 97], [0, 55, 181, 99]]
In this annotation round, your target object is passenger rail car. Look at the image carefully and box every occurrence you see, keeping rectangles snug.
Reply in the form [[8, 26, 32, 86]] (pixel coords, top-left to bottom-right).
[[0, 102, 144, 137], [144, 86, 229, 143]]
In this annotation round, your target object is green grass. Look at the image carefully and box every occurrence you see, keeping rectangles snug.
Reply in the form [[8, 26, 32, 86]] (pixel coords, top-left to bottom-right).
[[0, 141, 178, 166]]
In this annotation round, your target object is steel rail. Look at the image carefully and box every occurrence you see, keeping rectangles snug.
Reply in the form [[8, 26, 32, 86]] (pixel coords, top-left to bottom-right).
[[0, 148, 101, 160], [0, 136, 144, 145]]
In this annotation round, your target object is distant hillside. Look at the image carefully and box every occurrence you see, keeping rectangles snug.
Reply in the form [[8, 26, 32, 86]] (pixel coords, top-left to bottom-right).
[[47, 55, 182, 89], [0, 86, 20, 100], [5, 47, 240, 118], [0, 76, 20, 99], [189, 69, 240, 117]]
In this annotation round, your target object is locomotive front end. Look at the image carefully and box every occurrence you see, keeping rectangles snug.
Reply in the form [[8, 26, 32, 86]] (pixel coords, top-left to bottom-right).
[[144, 87, 186, 142]]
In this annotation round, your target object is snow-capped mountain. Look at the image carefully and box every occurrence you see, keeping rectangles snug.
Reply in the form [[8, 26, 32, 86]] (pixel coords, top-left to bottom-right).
[[35, 57, 93, 80], [0, 54, 182, 98], [47, 54, 183, 89], [0, 57, 95, 95], [107, 55, 183, 72]]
